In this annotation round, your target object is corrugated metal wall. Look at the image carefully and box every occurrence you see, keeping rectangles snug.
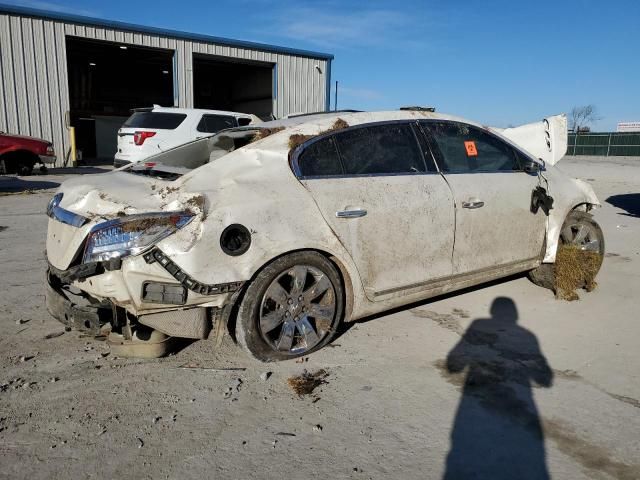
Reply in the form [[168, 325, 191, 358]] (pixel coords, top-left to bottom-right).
[[0, 13, 329, 167]]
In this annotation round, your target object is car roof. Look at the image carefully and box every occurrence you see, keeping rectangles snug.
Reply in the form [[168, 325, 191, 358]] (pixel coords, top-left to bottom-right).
[[147, 106, 254, 118], [252, 110, 483, 131]]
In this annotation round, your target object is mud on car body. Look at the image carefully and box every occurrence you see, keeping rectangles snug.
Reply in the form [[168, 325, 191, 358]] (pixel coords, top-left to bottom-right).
[[45, 110, 604, 361]]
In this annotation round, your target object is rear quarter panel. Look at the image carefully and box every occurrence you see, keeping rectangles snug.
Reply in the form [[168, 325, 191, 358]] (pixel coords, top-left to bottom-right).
[[155, 136, 370, 319]]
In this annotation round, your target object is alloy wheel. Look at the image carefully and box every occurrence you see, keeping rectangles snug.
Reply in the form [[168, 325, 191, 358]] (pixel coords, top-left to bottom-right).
[[259, 265, 336, 354], [560, 220, 602, 252]]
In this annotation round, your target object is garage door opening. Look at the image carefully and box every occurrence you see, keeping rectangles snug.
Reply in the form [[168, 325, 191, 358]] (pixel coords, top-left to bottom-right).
[[193, 54, 274, 120], [66, 36, 174, 161]]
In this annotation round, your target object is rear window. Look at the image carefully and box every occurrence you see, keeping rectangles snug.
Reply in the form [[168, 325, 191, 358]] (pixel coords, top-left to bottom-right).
[[298, 137, 343, 177], [196, 115, 238, 133], [123, 112, 187, 130], [334, 124, 426, 175]]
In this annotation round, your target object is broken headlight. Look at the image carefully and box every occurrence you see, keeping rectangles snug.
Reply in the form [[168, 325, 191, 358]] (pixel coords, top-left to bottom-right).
[[83, 212, 194, 264]]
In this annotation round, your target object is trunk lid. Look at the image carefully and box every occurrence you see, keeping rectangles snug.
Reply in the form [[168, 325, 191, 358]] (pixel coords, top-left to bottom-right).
[[56, 171, 170, 218]]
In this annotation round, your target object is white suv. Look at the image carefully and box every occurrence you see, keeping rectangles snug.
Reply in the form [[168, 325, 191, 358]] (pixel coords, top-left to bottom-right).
[[114, 106, 259, 168]]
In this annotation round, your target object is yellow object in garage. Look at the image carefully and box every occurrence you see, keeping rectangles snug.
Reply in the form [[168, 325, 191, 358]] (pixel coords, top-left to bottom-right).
[[69, 126, 77, 167]]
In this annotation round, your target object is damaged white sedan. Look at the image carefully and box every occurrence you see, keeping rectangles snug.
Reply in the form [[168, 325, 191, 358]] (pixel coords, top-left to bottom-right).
[[45, 110, 604, 361]]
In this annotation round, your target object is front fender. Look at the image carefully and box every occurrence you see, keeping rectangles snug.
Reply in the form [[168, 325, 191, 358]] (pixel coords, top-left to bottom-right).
[[543, 177, 600, 262]]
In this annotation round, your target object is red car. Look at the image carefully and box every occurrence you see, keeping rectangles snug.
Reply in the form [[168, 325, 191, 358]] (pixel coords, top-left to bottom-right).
[[0, 131, 56, 175]]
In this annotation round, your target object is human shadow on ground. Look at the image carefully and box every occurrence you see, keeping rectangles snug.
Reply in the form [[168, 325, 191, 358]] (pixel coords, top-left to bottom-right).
[[606, 193, 640, 217], [441, 297, 553, 480]]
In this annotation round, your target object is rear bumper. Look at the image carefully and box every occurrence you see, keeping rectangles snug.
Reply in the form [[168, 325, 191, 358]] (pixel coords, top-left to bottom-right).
[[39, 154, 57, 165], [45, 267, 224, 341], [45, 270, 111, 335]]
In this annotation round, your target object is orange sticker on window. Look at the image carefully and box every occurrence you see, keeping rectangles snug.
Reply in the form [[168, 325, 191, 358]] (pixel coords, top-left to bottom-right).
[[464, 141, 478, 157]]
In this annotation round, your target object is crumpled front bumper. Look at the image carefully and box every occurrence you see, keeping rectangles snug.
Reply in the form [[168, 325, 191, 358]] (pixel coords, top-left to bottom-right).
[[45, 269, 111, 335]]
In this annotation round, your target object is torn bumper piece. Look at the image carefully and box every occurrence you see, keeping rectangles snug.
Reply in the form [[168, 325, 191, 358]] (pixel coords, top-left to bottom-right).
[[143, 247, 244, 295], [139, 308, 211, 339], [47, 268, 214, 341], [45, 270, 111, 335], [48, 257, 122, 283], [45, 247, 244, 348]]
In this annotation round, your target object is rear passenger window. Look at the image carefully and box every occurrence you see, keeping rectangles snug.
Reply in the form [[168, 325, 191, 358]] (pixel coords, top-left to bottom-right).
[[196, 115, 237, 133], [334, 124, 425, 175], [298, 137, 343, 177], [425, 122, 520, 172]]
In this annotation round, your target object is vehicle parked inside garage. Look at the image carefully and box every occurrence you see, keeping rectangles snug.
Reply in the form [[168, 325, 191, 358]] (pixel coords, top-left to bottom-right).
[[45, 110, 604, 361], [0, 131, 56, 175], [114, 106, 260, 168]]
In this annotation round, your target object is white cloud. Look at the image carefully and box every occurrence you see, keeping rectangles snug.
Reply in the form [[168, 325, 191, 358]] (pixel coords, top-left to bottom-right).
[[283, 9, 410, 46], [256, 5, 425, 50]]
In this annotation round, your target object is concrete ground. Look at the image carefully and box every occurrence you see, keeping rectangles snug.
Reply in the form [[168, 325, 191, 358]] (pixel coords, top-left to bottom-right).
[[0, 156, 638, 479]]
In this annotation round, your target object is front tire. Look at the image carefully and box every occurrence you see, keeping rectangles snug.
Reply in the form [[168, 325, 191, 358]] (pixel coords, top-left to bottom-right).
[[529, 210, 605, 291], [236, 251, 344, 362], [17, 160, 34, 176]]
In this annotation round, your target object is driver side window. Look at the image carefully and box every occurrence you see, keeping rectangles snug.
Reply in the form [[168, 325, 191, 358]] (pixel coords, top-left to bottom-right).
[[424, 121, 521, 173]]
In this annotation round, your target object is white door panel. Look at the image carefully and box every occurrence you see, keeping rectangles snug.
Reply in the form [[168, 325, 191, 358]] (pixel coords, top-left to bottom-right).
[[421, 120, 547, 275], [446, 172, 546, 274], [303, 174, 455, 299]]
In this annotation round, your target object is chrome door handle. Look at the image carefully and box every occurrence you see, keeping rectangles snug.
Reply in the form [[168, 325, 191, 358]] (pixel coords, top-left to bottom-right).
[[336, 209, 367, 218], [462, 201, 484, 209]]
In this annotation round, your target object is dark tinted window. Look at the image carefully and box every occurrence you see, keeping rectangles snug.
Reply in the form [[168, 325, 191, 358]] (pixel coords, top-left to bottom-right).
[[123, 112, 187, 129], [413, 124, 438, 172], [196, 115, 237, 133], [298, 137, 343, 177], [334, 124, 425, 175], [425, 122, 520, 172], [237, 117, 252, 126]]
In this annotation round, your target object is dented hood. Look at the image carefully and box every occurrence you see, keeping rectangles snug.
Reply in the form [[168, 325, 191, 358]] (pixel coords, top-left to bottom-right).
[[491, 114, 568, 166]]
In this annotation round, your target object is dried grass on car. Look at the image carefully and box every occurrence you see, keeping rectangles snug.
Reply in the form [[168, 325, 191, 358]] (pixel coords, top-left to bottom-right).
[[252, 126, 285, 142], [554, 244, 602, 301], [287, 369, 328, 396], [288, 134, 313, 150], [288, 118, 350, 150]]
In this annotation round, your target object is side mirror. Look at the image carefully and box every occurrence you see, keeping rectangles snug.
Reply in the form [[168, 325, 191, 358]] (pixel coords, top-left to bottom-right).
[[523, 159, 541, 174]]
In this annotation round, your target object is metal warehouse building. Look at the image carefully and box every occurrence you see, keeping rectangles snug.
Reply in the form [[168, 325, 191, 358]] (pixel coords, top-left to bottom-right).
[[0, 4, 333, 166]]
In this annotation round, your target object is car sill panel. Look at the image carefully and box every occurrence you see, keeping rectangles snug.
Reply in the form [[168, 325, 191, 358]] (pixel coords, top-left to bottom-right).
[[372, 257, 540, 300]]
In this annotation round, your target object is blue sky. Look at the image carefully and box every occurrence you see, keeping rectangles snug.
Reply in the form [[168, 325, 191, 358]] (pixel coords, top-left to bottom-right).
[[7, 0, 640, 129]]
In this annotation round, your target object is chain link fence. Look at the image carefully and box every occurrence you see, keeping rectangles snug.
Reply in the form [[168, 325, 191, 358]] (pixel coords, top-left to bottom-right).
[[567, 132, 640, 156]]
